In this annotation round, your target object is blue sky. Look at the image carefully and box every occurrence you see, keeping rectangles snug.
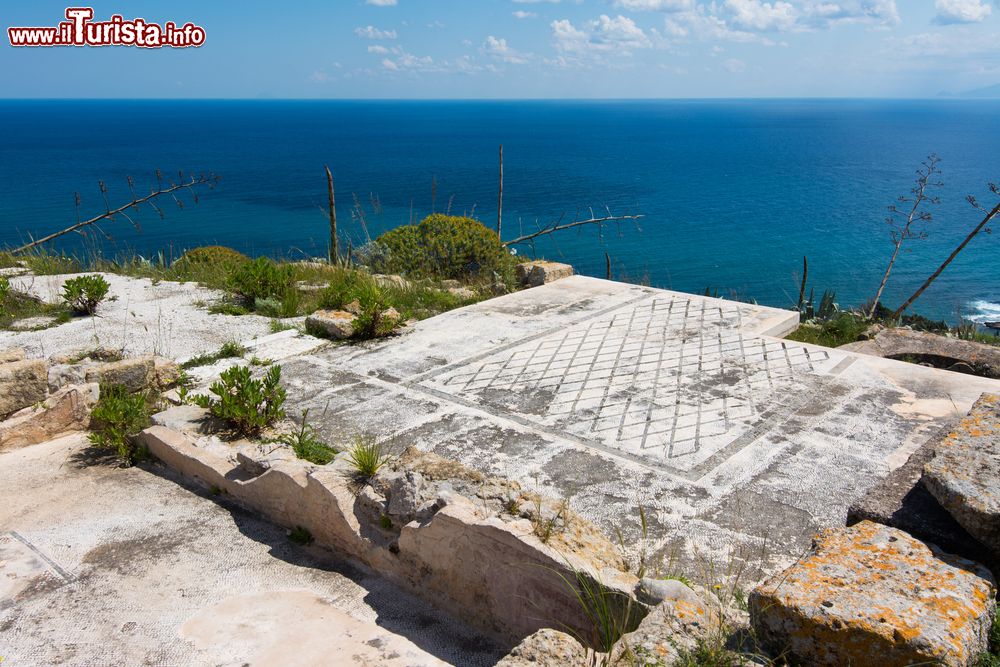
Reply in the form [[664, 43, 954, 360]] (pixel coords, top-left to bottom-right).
[[1, 0, 997, 98]]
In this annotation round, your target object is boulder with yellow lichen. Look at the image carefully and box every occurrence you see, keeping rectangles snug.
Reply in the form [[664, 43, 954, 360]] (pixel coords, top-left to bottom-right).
[[749, 520, 996, 667], [923, 393, 1000, 556]]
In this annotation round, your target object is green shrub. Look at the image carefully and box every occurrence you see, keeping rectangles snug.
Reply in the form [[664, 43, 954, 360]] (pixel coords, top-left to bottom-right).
[[194, 365, 286, 436], [173, 246, 249, 272], [346, 434, 389, 480], [62, 274, 111, 315], [317, 268, 375, 311], [0, 276, 9, 314], [227, 257, 295, 305], [372, 214, 515, 282], [88, 384, 150, 465]]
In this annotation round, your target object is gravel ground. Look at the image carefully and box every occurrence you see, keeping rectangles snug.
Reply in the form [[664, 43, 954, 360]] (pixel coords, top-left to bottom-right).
[[1, 273, 276, 361]]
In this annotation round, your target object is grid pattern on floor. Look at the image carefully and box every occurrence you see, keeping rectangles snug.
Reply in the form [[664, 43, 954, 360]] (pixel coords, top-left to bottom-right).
[[421, 295, 837, 472]]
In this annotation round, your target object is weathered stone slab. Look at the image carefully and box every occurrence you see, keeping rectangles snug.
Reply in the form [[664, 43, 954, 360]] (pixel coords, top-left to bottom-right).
[[0, 384, 99, 451], [924, 393, 1000, 555], [0, 358, 48, 418], [750, 521, 996, 667], [305, 310, 354, 340], [84, 356, 154, 393], [848, 425, 994, 570], [515, 261, 574, 288], [496, 629, 590, 666]]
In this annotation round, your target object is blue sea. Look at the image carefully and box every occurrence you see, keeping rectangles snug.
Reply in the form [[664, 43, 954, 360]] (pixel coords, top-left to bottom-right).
[[0, 99, 997, 323]]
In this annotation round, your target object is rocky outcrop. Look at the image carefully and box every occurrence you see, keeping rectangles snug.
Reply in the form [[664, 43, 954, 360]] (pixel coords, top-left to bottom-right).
[[305, 310, 355, 340], [496, 629, 592, 666], [750, 521, 996, 667], [139, 412, 642, 645], [0, 358, 49, 418], [0, 384, 99, 451], [841, 328, 1000, 378], [0, 347, 26, 364], [515, 261, 575, 288], [923, 394, 1000, 556]]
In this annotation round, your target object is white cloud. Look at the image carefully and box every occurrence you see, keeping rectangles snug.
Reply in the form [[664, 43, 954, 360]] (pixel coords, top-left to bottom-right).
[[799, 0, 900, 28], [934, 0, 992, 24], [367, 45, 389, 54], [613, 0, 694, 11], [365, 0, 397, 5], [513, 10, 538, 19], [723, 57, 747, 71], [724, 0, 797, 31], [354, 25, 397, 39], [552, 14, 652, 54], [482, 36, 530, 64]]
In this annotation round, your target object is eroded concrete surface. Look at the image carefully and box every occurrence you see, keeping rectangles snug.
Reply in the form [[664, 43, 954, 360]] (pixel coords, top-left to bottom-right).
[[0, 434, 503, 666], [281, 276, 1000, 581]]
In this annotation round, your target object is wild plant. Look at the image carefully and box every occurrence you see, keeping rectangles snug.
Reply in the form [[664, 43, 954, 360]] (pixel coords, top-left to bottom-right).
[[346, 433, 389, 480], [194, 365, 286, 436], [62, 274, 111, 315], [88, 383, 151, 465]]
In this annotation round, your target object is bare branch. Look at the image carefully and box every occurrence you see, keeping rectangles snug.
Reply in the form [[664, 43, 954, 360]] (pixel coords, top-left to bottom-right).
[[10, 173, 218, 255], [502, 213, 644, 247]]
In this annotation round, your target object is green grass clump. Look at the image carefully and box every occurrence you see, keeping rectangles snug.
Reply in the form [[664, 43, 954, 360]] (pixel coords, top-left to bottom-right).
[[346, 434, 389, 480], [194, 365, 286, 436], [371, 214, 516, 285], [288, 525, 314, 545], [785, 312, 870, 348], [88, 384, 151, 466], [61, 274, 111, 315], [273, 410, 336, 465]]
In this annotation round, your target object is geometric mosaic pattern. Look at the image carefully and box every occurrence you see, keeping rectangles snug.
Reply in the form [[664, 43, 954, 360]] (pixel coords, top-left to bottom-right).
[[422, 295, 840, 474]]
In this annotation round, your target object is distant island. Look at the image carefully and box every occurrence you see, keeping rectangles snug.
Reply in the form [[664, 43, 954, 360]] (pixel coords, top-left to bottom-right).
[[938, 83, 1000, 99]]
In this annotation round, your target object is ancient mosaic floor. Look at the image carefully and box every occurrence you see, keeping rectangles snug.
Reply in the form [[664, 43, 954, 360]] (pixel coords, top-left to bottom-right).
[[283, 276, 1000, 579]]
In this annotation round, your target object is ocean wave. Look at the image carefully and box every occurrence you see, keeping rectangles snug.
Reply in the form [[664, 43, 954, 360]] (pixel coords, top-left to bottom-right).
[[965, 300, 1000, 324]]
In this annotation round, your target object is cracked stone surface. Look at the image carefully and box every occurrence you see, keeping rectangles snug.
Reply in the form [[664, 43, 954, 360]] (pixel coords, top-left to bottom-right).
[[288, 276, 1000, 581]]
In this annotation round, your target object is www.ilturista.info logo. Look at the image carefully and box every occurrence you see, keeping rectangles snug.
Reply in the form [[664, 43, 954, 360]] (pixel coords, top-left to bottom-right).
[[8, 7, 206, 48]]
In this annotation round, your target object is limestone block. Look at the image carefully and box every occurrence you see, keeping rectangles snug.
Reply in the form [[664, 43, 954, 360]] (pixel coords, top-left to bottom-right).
[[611, 580, 720, 665], [447, 286, 477, 300], [750, 521, 996, 667], [305, 310, 355, 340], [515, 261, 574, 288], [48, 363, 89, 393], [496, 629, 590, 666], [372, 274, 411, 290], [0, 383, 99, 451], [923, 394, 1000, 556], [0, 347, 26, 364], [153, 357, 181, 390], [85, 356, 155, 393], [386, 470, 426, 519], [0, 358, 48, 417]]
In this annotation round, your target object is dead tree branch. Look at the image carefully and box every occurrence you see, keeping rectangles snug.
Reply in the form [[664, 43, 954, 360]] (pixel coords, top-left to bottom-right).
[[502, 212, 644, 248], [10, 172, 218, 255], [893, 185, 1000, 319]]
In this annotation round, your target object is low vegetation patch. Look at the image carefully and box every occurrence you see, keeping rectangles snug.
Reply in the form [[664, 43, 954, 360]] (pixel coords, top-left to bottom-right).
[[61, 274, 111, 315], [193, 365, 286, 436], [180, 340, 246, 370], [88, 383, 151, 466]]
